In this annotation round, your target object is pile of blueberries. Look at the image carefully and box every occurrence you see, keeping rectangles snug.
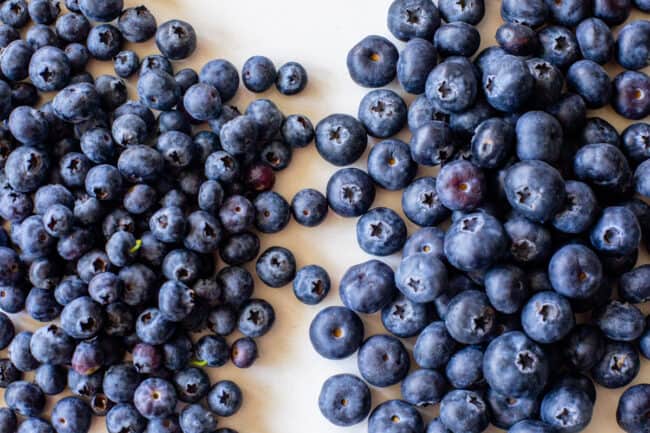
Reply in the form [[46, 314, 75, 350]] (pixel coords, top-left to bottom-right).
[[0, 0, 322, 433], [309, 0, 650, 433]]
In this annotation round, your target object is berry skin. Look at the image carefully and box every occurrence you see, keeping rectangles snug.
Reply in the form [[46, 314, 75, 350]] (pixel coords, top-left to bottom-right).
[[482, 55, 533, 113], [310, 306, 364, 360], [562, 325, 605, 371], [434, 22, 481, 58], [484, 264, 529, 314], [179, 405, 218, 433], [381, 294, 430, 338], [413, 321, 456, 370], [395, 252, 447, 303], [231, 337, 258, 368], [593, 0, 631, 25], [403, 227, 445, 259], [368, 400, 423, 433], [548, 244, 603, 300], [315, 114, 367, 166], [515, 111, 563, 163], [501, 0, 548, 28], [552, 181, 599, 235], [445, 346, 484, 389], [183, 83, 222, 121], [438, 0, 484, 24], [291, 188, 328, 227], [238, 299, 275, 338], [487, 388, 538, 430], [356, 207, 406, 256], [402, 177, 449, 227], [590, 206, 641, 256], [319, 374, 371, 427], [281, 114, 314, 148], [5, 380, 45, 416], [358, 334, 409, 387], [617, 384, 650, 433], [504, 160, 565, 223], [471, 117, 514, 169], [339, 260, 395, 314], [567, 60, 611, 108], [347, 35, 398, 88], [538, 25, 580, 70], [133, 378, 177, 420], [253, 192, 290, 234]]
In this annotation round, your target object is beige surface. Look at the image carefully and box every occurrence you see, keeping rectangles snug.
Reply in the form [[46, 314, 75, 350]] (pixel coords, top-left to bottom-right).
[[3, 0, 650, 432]]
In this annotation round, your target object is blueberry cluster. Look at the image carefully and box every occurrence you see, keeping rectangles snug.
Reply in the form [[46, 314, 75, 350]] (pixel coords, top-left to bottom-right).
[[311, 1, 650, 433], [0, 1, 315, 433]]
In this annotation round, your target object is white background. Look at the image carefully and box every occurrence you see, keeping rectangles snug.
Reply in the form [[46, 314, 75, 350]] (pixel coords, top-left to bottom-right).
[[4, 1, 650, 432]]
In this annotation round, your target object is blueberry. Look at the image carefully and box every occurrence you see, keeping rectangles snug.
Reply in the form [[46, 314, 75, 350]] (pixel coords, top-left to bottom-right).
[[395, 252, 447, 303], [496, 23, 539, 57], [504, 160, 565, 223], [483, 54, 533, 113], [439, 390, 488, 433], [291, 188, 328, 227], [505, 216, 552, 265], [206, 380, 241, 417], [357, 334, 409, 387], [614, 70, 650, 121], [596, 301, 645, 342], [635, 0, 650, 10], [255, 246, 296, 288], [403, 227, 445, 259], [293, 265, 330, 305], [616, 20, 650, 72], [516, 111, 563, 163], [178, 405, 218, 433], [470, 117, 514, 169], [402, 177, 449, 227], [381, 294, 430, 338], [348, 34, 398, 86], [231, 337, 258, 368], [5, 380, 45, 416], [171, 367, 209, 404], [0, 408, 16, 433], [106, 404, 146, 433], [436, 160, 486, 211], [199, 59, 239, 102], [1, 40, 33, 81], [444, 212, 508, 272], [0, 0, 29, 28], [183, 83, 222, 121], [326, 168, 375, 217], [575, 18, 614, 65], [118, 6, 156, 42], [318, 374, 370, 427], [183, 210, 222, 254], [445, 346, 484, 389], [526, 58, 564, 109], [241, 55, 276, 92], [574, 143, 633, 197], [339, 259, 395, 314], [357, 90, 406, 139], [18, 418, 55, 433], [217, 266, 254, 307], [8, 326, 38, 372], [9, 107, 49, 146], [356, 207, 406, 256], [635, 159, 650, 198], [541, 385, 594, 432], [434, 22, 480, 58], [592, 341, 640, 389], [133, 378, 177, 420], [397, 38, 437, 94], [206, 305, 236, 337], [438, 0, 484, 24], [426, 58, 478, 113], [593, 0, 631, 25], [0, 357, 21, 387], [274, 61, 307, 95], [386, 0, 440, 41], [487, 388, 538, 430], [410, 120, 454, 167], [138, 70, 181, 112], [238, 298, 275, 338], [617, 384, 650, 433], [484, 264, 528, 314], [579, 118, 619, 149], [412, 321, 456, 370], [620, 265, 650, 303], [155, 20, 196, 60], [310, 306, 364, 360], [501, 0, 548, 28], [408, 95, 450, 131], [590, 206, 641, 256], [549, 244, 603, 300], [566, 60, 611, 109], [253, 191, 290, 234], [445, 290, 496, 345], [51, 397, 92, 433], [87, 24, 123, 61], [521, 291, 575, 343], [113, 50, 139, 79], [218, 231, 260, 266], [79, 0, 122, 21], [315, 114, 367, 166], [68, 369, 102, 398]]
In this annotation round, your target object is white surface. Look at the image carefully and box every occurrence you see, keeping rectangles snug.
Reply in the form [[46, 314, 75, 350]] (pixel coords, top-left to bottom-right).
[[4, 1, 650, 432]]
